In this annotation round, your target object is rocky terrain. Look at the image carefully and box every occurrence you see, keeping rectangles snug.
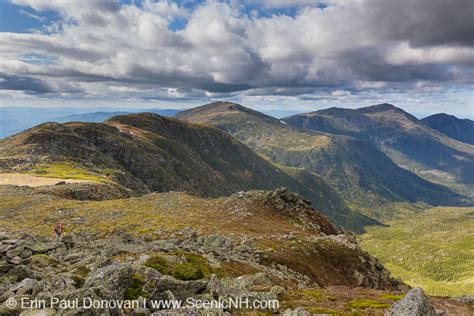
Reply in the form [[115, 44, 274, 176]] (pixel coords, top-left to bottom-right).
[[0, 185, 420, 315], [1, 184, 472, 315]]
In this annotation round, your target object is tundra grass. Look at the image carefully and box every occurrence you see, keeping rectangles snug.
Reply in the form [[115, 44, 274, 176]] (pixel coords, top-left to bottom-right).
[[360, 206, 474, 297], [28, 162, 113, 183]]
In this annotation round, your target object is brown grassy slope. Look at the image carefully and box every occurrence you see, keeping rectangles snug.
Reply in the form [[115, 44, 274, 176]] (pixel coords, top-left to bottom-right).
[[0, 185, 398, 289], [0, 113, 376, 232]]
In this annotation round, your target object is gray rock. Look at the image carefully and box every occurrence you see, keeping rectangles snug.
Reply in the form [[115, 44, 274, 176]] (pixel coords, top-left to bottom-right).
[[20, 249, 33, 259], [385, 288, 436, 316], [1, 239, 19, 245], [10, 278, 39, 295], [0, 262, 14, 274], [283, 307, 311, 316], [26, 242, 56, 255], [151, 307, 229, 315], [150, 275, 208, 301], [135, 265, 163, 281], [63, 252, 84, 264], [151, 240, 177, 252], [61, 235, 75, 250], [84, 263, 133, 300], [205, 273, 280, 312], [70, 217, 86, 225], [0, 291, 14, 305], [6, 265, 33, 282], [0, 244, 12, 253], [455, 296, 473, 304], [0, 232, 8, 241], [20, 309, 57, 316], [0, 295, 25, 316], [6, 246, 25, 258], [7, 256, 24, 265], [131, 307, 151, 315], [270, 285, 285, 296], [203, 235, 227, 248], [206, 273, 272, 298]]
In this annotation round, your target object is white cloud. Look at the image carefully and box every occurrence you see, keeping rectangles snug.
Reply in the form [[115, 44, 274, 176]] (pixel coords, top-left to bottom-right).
[[0, 0, 472, 113]]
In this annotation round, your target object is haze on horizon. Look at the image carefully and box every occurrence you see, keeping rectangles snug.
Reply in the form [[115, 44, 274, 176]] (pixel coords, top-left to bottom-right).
[[0, 0, 473, 117]]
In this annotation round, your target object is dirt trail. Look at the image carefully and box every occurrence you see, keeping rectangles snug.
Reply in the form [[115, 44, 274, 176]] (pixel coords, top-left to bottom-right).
[[0, 173, 95, 187]]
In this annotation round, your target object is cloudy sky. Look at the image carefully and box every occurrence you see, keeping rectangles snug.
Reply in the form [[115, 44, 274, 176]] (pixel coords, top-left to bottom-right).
[[0, 0, 473, 116]]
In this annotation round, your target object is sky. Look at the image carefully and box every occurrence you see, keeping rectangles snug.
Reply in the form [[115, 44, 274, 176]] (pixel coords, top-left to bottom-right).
[[0, 0, 473, 117]]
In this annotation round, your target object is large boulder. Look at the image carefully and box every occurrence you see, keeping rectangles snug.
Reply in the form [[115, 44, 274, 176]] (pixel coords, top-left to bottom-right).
[[5, 265, 34, 282], [10, 278, 39, 295], [205, 273, 282, 313], [83, 263, 133, 300], [206, 273, 273, 298], [385, 288, 436, 316], [148, 275, 208, 301], [6, 246, 25, 258], [25, 242, 57, 255]]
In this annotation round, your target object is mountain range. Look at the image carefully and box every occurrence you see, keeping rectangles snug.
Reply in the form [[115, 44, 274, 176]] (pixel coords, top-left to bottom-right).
[[422, 113, 474, 146], [0, 112, 375, 232], [177, 102, 470, 220], [283, 104, 474, 194], [0, 107, 181, 138], [55, 109, 181, 123], [1, 102, 471, 225]]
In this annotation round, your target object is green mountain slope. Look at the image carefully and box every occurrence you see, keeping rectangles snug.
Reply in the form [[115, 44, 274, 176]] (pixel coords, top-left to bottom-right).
[[177, 102, 467, 220], [422, 113, 474, 146], [284, 104, 474, 193], [360, 206, 474, 296], [0, 113, 374, 231]]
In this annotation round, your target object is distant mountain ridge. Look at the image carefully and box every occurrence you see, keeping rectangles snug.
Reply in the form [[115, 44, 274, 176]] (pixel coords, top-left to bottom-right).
[[56, 109, 180, 123], [422, 113, 474, 145], [177, 102, 467, 220], [0, 107, 181, 138], [0, 112, 375, 232], [284, 103, 474, 193]]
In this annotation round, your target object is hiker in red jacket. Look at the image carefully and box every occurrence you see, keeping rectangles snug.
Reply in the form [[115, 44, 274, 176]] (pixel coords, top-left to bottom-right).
[[54, 223, 65, 242]]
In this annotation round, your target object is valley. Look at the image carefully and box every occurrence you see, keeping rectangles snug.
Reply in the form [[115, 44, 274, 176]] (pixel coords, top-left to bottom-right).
[[360, 206, 474, 297]]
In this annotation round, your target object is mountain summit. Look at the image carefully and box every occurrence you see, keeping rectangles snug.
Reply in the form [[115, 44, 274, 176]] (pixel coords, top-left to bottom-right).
[[422, 113, 474, 145], [284, 103, 474, 193], [0, 112, 375, 231], [178, 102, 467, 221]]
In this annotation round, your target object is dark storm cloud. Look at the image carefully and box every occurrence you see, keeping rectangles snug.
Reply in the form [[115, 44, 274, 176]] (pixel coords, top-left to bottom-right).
[[364, 0, 474, 47], [339, 47, 457, 83], [0, 73, 83, 95], [0, 73, 53, 94]]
